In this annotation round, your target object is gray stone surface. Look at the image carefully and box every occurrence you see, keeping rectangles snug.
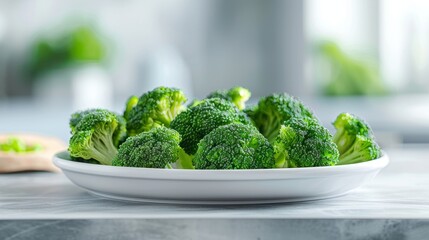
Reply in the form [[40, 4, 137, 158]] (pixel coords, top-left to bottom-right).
[[1, 219, 429, 240]]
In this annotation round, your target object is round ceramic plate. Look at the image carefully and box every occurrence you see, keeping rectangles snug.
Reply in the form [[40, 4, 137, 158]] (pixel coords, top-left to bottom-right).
[[53, 151, 389, 205]]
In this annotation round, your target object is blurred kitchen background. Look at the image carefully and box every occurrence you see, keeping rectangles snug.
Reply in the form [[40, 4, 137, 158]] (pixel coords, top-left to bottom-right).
[[0, 0, 428, 147]]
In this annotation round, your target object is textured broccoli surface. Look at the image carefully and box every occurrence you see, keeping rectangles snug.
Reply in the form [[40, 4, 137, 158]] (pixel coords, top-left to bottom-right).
[[247, 93, 316, 143], [112, 126, 192, 169], [193, 123, 275, 169], [170, 98, 251, 155], [206, 86, 251, 110], [273, 117, 339, 168], [333, 113, 381, 165], [69, 108, 105, 134], [126, 87, 187, 136], [68, 110, 121, 165]]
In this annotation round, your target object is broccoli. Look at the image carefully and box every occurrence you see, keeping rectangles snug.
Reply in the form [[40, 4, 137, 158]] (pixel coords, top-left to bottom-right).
[[193, 123, 275, 169], [273, 117, 339, 168], [126, 87, 187, 136], [247, 93, 316, 143], [69, 108, 126, 147], [206, 86, 251, 110], [332, 112, 373, 154], [123, 95, 139, 121], [69, 108, 104, 133], [337, 135, 381, 165], [170, 98, 251, 155], [68, 110, 121, 165], [333, 113, 381, 165], [112, 126, 193, 169]]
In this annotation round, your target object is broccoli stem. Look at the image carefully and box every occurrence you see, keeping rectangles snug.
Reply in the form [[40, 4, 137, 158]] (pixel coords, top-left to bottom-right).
[[285, 160, 297, 168], [338, 147, 366, 165], [265, 125, 280, 143], [92, 131, 118, 165], [274, 151, 286, 168], [258, 112, 280, 143], [157, 104, 184, 127], [333, 129, 355, 154], [176, 148, 195, 169]]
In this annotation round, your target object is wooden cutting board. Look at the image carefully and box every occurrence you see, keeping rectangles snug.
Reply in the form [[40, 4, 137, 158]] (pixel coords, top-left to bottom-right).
[[0, 134, 67, 173]]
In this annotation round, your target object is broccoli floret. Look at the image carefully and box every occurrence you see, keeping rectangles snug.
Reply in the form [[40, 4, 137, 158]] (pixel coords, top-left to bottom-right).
[[273, 117, 339, 168], [206, 86, 251, 110], [332, 112, 373, 154], [248, 93, 316, 143], [112, 126, 193, 169], [70, 109, 104, 133], [333, 113, 381, 165], [193, 123, 275, 169], [68, 110, 121, 165], [123, 95, 139, 121], [337, 135, 381, 165], [126, 87, 187, 136], [170, 98, 251, 155], [70, 108, 126, 147]]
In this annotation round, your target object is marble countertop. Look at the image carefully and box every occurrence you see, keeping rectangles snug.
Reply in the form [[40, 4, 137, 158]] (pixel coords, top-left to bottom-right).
[[1, 147, 428, 220]]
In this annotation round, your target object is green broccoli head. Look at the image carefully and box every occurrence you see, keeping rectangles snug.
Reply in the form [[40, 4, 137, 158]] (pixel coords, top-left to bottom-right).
[[332, 112, 373, 155], [123, 95, 139, 121], [170, 98, 251, 155], [112, 126, 191, 169], [69, 108, 103, 133], [337, 135, 381, 165], [68, 110, 120, 165], [206, 86, 251, 110], [126, 87, 187, 136], [193, 123, 275, 169], [247, 93, 316, 143], [273, 117, 339, 168], [333, 113, 381, 165], [70, 108, 126, 147], [228, 87, 251, 110]]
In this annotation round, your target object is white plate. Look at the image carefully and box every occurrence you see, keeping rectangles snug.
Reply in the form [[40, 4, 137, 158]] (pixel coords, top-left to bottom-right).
[[53, 151, 389, 205]]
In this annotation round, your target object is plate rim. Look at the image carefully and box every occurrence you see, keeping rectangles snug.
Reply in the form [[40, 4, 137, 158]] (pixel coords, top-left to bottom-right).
[[53, 151, 389, 181]]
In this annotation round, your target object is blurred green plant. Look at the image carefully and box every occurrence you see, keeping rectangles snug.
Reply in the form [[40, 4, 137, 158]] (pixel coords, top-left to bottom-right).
[[318, 42, 386, 96], [0, 137, 43, 153], [27, 24, 107, 80]]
